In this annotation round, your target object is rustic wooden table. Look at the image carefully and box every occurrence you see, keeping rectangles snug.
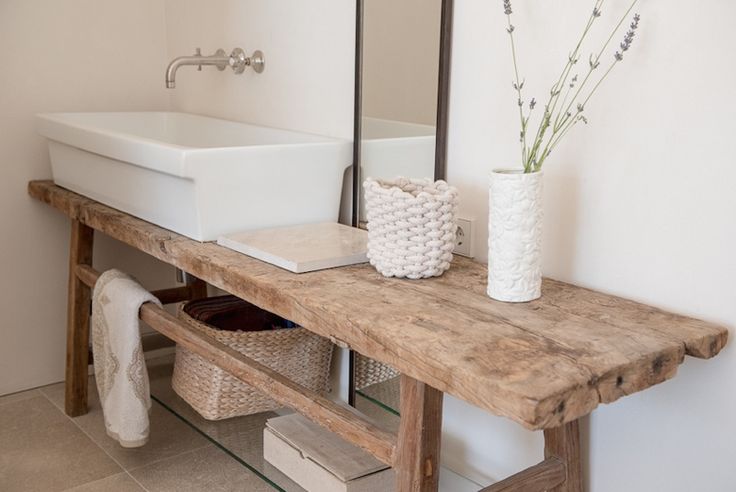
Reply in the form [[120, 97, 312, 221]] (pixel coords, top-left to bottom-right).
[[29, 180, 728, 492]]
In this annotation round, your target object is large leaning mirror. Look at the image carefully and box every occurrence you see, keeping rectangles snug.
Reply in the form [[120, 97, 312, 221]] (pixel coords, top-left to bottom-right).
[[349, 0, 454, 404], [352, 0, 454, 226]]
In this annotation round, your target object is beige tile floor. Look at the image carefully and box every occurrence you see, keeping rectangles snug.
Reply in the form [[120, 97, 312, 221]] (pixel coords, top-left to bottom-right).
[[1, 356, 480, 492], [0, 357, 280, 492]]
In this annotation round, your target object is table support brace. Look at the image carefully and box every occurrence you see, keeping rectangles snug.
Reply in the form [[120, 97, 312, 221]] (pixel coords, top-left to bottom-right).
[[70, 264, 398, 467]]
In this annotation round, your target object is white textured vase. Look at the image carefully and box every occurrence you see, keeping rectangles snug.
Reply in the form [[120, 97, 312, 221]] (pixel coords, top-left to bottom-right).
[[487, 169, 543, 302]]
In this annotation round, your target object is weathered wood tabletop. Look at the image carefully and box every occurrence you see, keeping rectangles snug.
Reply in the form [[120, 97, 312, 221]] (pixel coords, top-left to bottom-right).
[[29, 180, 728, 430]]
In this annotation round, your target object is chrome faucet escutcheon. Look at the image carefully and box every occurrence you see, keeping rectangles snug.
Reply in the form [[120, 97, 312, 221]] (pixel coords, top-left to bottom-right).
[[165, 47, 265, 88]]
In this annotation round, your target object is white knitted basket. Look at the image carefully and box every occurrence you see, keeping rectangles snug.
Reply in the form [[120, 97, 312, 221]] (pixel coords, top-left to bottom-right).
[[363, 177, 459, 279]]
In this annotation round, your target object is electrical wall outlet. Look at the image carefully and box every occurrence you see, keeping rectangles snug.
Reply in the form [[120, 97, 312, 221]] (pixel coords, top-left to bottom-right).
[[454, 217, 475, 257]]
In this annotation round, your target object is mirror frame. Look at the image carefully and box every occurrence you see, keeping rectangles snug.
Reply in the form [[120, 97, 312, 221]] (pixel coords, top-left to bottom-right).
[[348, 0, 455, 404], [351, 0, 454, 227]]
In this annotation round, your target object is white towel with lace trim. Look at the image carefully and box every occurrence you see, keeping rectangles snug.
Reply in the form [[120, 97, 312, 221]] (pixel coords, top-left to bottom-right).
[[91, 269, 160, 448]]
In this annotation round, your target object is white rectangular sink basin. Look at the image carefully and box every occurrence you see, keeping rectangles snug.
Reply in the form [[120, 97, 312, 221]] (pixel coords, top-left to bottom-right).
[[37, 112, 351, 241]]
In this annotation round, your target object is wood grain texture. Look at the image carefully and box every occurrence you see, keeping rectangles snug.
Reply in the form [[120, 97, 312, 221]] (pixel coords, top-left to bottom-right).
[[480, 458, 565, 492], [151, 285, 195, 305], [64, 219, 94, 417], [143, 294, 399, 465], [77, 267, 194, 305], [76, 264, 398, 465], [395, 375, 443, 492], [30, 181, 729, 430], [544, 420, 583, 492]]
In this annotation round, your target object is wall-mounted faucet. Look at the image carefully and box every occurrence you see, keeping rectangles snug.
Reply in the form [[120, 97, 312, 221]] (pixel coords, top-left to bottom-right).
[[165, 48, 265, 89]]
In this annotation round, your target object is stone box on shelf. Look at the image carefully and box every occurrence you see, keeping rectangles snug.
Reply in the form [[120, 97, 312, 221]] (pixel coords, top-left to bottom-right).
[[263, 413, 394, 492]]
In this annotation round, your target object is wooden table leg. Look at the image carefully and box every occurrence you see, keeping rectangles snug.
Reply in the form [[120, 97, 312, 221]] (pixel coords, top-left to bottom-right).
[[395, 374, 444, 492], [65, 220, 94, 416], [543, 419, 583, 492], [187, 275, 208, 300]]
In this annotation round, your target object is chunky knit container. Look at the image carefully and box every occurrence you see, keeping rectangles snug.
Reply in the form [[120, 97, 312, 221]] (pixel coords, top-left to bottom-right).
[[363, 177, 459, 279]]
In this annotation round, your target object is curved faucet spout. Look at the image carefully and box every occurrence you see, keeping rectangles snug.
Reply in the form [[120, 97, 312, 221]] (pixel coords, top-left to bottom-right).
[[165, 48, 229, 89]]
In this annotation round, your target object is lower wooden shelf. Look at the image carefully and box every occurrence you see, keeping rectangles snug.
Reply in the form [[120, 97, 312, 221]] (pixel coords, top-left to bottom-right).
[[149, 354, 483, 492]]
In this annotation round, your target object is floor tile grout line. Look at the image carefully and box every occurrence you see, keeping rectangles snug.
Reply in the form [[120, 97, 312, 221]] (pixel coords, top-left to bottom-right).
[[123, 438, 213, 473], [34, 389, 136, 491], [123, 470, 150, 492], [37, 387, 183, 492], [57, 471, 148, 492], [38, 384, 212, 477], [35, 379, 285, 491]]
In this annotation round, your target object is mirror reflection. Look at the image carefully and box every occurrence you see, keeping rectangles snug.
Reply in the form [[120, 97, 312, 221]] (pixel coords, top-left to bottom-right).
[[358, 0, 443, 225]]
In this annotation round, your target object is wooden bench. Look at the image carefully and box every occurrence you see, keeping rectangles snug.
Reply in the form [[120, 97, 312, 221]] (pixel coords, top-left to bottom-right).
[[29, 180, 728, 492]]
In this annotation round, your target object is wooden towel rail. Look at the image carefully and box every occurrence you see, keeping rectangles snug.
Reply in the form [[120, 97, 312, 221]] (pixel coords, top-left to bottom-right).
[[75, 263, 398, 466]]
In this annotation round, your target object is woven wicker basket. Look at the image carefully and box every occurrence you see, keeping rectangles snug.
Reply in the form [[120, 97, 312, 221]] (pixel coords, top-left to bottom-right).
[[172, 303, 333, 421], [354, 354, 399, 390]]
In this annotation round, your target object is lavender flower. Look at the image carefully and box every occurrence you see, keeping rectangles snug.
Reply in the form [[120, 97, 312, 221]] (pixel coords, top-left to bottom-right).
[[614, 13, 640, 61], [631, 13, 640, 30], [503, 0, 641, 173], [589, 53, 600, 69], [502, 0, 643, 173]]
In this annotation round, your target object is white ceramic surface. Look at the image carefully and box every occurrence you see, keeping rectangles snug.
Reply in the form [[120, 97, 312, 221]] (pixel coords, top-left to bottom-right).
[[487, 170, 543, 302], [37, 112, 352, 241], [359, 117, 436, 223], [218, 223, 368, 273]]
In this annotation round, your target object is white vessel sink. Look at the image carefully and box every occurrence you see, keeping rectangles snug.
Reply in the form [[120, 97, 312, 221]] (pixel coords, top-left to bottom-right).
[[37, 112, 351, 241]]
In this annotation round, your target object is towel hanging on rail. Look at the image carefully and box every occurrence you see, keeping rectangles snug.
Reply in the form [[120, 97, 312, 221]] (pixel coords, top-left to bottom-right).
[[91, 269, 161, 448]]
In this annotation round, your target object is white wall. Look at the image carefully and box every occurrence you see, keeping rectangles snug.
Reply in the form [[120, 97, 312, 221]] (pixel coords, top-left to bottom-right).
[[164, 0, 355, 140], [0, 0, 176, 395], [445, 1, 736, 490]]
